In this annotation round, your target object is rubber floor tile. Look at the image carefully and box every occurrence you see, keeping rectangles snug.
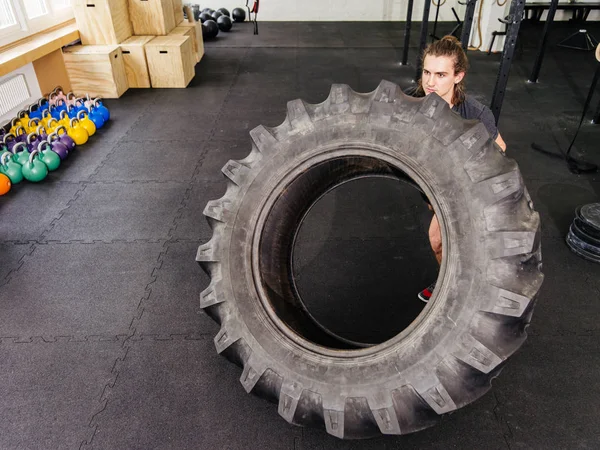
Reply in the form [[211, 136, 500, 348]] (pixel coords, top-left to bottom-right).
[[91, 102, 149, 144], [43, 182, 188, 242], [0, 241, 163, 337], [0, 181, 82, 242], [222, 87, 300, 112], [493, 335, 600, 449], [526, 179, 597, 238], [90, 140, 204, 183], [88, 338, 301, 450], [195, 138, 253, 181], [0, 243, 34, 285], [135, 241, 217, 336], [0, 340, 123, 450], [212, 110, 288, 142], [527, 237, 600, 337], [296, 392, 507, 449], [240, 48, 298, 73], [123, 111, 217, 142], [169, 181, 227, 241], [51, 139, 119, 183]]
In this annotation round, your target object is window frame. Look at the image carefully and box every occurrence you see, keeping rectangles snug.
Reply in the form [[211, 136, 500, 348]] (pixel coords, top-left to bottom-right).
[[0, 0, 73, 48]]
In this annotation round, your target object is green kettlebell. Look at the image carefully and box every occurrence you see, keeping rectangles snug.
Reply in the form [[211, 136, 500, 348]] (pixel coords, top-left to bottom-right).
[[0, 152, 23, 184], [21, 150, 48, 182], [37, 141, 60, 171], [13, 142, 30, 166], [0, 144, 9, 160]]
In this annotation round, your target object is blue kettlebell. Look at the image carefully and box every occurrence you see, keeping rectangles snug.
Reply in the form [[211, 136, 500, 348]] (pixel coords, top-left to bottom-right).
[[93, 98, 110, 122]]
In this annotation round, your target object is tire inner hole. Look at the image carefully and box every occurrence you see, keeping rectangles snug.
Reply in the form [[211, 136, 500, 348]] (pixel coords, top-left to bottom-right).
[[258, 156, 440, 349]]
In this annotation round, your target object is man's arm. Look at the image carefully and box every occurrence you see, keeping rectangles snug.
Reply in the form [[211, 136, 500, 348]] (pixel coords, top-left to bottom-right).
[[495, 132, 506, 153]]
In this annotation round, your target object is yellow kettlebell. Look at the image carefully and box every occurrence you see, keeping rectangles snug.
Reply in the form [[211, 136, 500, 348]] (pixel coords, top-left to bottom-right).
[[76, 110, 96, 137], [68, 118, 89, 145], [46, 118, 59, 133], [59, 110, 71, 128], [27, 118, 41, 133]]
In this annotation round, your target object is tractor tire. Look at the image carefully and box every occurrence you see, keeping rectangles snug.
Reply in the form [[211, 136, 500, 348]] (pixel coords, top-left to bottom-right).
[[196, 80, 543, 438]]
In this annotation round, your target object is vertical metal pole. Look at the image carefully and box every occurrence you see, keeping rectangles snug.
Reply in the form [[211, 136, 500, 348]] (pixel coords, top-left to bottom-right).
[[401, 0, 415, 66], [415, 0, 432, 81], [491, 0, 526, 124], [431, 0, 441, 42], [460, 0, 478, 51], [528, 0, 559, 83]]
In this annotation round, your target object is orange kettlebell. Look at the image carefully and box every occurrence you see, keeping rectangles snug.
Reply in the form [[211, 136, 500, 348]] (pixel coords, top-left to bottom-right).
[[0, 173, 11, 195]]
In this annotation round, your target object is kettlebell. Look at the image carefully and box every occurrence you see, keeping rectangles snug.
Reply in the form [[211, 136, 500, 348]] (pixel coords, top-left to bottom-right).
[[14, 126, 27, 142], [66, 91, 78, 107], [77, 110, 96, 136], [28, 118, 41, 133], [0, 143, 9, 160], [93, 98, 110, 122], [3, 133, 17, 152], [47, 132, 70, 160], [59, 110, 71, 127], [37, 141, 60, 171], [21, 150, 48, 182], [36, 125, 49, 142], [66, 104, 78, 119], [55, 125, 76, 150], [68, 118, 89, 145], [41, 109, 53, 127], [0, 173, 10, 195], [46, 118, 59, 133], [26, 132, 42, 152], [87, 105, 105, 129], [0, 152, 23, 184], [17, 109, 30, 126], [13, 142, 31, 166]]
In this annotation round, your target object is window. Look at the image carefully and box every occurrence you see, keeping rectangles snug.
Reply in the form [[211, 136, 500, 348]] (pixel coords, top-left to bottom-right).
[[0, 0, 73, 47], [22, 0, 48, 19], [0, 0, 18, 29]]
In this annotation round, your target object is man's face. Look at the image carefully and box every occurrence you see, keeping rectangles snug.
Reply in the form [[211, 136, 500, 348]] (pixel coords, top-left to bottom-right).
[[421, 54, 464, 105]]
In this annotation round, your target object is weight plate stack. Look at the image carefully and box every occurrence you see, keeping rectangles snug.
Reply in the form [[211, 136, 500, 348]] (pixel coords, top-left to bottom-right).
[[566, 203, 600, 263]]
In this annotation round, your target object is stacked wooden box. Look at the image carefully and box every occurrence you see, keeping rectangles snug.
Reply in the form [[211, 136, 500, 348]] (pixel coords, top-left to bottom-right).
[[63, 0, 203, 97]]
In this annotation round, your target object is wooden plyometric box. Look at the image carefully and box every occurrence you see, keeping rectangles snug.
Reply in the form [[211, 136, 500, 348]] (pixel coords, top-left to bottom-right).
[[71, 0, 132, 45], [145, 36, 194, 88], [129, 0, 176, 36], [168, 26, 200, 64], [177, 19, 204, 62], [171, 0, 184, 25], [62, 45, 128, 98], [120, 36, 154, 88]]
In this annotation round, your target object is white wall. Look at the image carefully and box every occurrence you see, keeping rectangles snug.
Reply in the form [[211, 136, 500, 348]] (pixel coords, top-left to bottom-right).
[[0, 64, 42, 125], [194, 0, 465, 22], [194, 0, 600, 22]]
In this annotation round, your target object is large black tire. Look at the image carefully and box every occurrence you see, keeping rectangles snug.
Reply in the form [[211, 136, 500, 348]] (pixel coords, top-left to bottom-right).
[[196, 80, 544, 438]]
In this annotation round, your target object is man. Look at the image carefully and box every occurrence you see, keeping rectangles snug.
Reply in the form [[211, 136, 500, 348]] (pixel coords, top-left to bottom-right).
[[405, 35, 507, 303]]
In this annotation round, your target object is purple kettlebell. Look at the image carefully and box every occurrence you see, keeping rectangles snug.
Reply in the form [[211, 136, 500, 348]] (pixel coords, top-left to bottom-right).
[[47, 132, 69, 160], [26, 132, 43, 152], [55, 125, 76, 151], [36, 125, 49, 142], [3, 133, 17, 152]]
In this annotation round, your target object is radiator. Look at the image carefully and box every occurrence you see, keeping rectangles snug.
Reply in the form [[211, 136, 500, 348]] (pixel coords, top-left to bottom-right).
[[0, 74, 31, 117]]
